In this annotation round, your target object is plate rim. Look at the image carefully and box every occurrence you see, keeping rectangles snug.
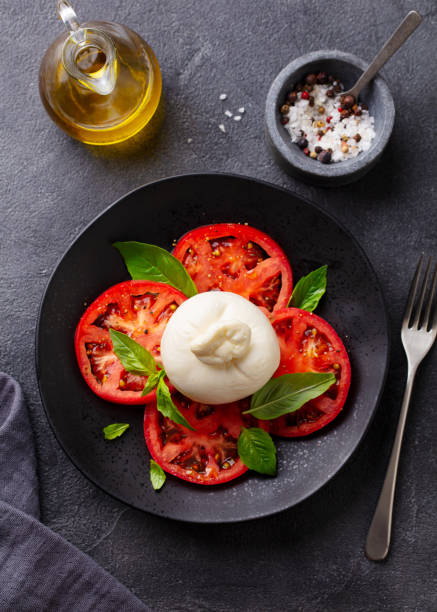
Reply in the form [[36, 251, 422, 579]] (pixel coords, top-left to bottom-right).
[[35, 171, 390, 523]]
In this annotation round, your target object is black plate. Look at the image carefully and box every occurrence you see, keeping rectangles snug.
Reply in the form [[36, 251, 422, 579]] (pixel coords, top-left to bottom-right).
[[36, 173, 389, 523]]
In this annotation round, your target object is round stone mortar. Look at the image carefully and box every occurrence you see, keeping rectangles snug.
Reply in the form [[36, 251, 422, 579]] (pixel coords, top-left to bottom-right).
[[265, 50, 395, 187]]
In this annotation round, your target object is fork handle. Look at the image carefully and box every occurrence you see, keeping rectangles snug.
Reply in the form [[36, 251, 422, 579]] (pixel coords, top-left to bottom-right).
[[365, 365, 417, 560]]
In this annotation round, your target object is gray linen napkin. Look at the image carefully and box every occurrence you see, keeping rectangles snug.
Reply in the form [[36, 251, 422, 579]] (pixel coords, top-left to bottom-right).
[[0, 372, 150, 611]]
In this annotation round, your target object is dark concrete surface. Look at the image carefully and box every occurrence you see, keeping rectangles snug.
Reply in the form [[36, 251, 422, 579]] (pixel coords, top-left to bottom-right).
[[1, 1, 436, 610]]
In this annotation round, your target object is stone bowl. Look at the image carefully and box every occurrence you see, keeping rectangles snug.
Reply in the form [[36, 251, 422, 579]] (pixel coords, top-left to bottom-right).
[[265, 50, 395, 186]]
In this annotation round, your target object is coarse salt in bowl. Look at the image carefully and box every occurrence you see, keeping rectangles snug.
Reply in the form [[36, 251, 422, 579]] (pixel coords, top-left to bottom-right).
[[265, 50, 395, 186], [284, 83, 375, 162]]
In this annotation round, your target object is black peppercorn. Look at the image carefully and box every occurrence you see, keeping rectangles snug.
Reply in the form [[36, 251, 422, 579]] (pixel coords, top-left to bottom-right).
[[305, 73, 317, 86], [318, 150, 331, 164], [314, 146, 322, 154], [316, 71, 328, 84], [326, 89, 335, 98], [297, 137, 308, 149], [287, 91, 298, 103], [342, 94, 355, 108]]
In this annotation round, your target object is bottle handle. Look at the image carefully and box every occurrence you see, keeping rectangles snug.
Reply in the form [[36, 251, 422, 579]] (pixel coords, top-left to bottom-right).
[[56, 1, 85, 43]]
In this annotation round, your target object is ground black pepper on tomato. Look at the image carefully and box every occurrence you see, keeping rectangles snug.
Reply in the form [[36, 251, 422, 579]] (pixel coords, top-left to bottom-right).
[[75, 280, 186, 404], [172, 223, 293, 313], [269, 308, 351, 437]]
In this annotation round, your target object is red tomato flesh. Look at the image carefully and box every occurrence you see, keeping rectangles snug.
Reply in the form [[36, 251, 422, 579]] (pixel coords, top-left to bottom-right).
[[270, 308, 351, 437], [144, 393, 268, 485], [75, 280, 186, 405], [173, 223, 293, 313]]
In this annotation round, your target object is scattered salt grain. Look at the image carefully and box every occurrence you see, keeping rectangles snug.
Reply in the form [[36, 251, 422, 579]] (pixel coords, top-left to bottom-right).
[[233, 115, 242, 121], [224, 110, 233, 118], [238, 107, 245, 114], [219, 93, 227, 100], [218, 124, 226, 133], [187, 138, 193, 143]]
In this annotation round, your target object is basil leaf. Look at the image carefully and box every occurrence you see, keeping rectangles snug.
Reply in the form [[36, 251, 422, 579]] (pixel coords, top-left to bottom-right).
[[156, 376, 195, 431], [288, 265, 328, 312], [103, 423, 130, 440], [141, 371, 161, 396], [237, 427, 276, 476], [109, 329, 157, 377], [114, 241, 197, 298], [150, 459, 166, 491], [244, 372, 336, 420]]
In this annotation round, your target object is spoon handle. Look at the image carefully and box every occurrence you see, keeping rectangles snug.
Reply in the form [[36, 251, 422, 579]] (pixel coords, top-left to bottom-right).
[[349, 11, 422, 98]]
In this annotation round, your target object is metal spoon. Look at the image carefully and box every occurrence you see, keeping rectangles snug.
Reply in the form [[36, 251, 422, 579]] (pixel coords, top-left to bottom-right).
[[342, 11, 422, 102]]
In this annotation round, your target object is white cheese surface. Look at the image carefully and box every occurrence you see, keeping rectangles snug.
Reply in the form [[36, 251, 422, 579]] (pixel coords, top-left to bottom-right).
[[161, 292, 280, 404]]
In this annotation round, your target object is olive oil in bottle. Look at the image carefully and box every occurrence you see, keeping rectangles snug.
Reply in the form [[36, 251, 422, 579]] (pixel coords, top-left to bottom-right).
[[39, 1, 162, 145]]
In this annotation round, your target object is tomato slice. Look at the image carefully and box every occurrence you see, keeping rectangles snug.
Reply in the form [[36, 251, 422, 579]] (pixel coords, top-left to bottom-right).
[[172, 223, 293, 313], [144, 393, 268, 485], [270, 308, 351, 437], [75, 280, 186, 404]]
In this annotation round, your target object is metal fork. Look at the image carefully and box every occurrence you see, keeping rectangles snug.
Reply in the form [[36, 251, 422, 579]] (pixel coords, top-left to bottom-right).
[[365, 255, 437, 561]]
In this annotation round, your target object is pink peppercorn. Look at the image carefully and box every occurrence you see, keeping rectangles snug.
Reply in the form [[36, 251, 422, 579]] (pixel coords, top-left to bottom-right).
[[301, 91, 310, 100]]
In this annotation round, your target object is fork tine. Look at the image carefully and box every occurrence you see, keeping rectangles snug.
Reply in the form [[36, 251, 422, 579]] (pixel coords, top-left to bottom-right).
[[404, 254, 424, 327], [412, 256, 432, 328], [424, 262, 437, 331]]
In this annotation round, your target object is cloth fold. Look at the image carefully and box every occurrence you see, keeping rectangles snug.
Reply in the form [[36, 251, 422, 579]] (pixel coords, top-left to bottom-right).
[[0, 373, 39, 518], [0, 372, 149, 611]]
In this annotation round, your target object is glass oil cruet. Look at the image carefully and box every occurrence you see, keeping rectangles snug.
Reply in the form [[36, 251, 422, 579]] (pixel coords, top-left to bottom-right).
[[39, 1, 162, 145]]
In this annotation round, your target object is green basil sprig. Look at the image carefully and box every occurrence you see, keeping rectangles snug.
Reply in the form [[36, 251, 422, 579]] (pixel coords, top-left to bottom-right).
[[244, 372, 336, 420], [141, 371, 161, 397], [237, 427, 277, 476], [103, 423, 130, 440], [114, 241, 197, 298], [150, 459, 166, 490], [110, 328, 157, 376], [109, 329, 194, 431], [288, 265, 327, 312]]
